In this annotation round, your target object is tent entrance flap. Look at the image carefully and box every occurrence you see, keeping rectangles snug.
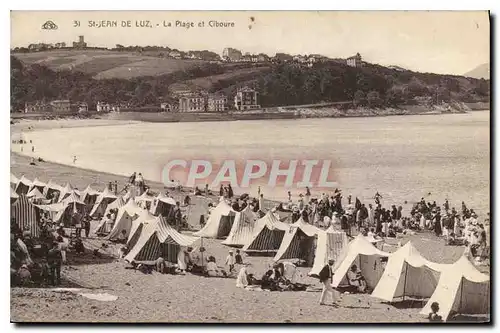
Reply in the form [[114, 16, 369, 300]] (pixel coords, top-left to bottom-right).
[[281, 229, 316, 265], [217, 214, 235, 239]]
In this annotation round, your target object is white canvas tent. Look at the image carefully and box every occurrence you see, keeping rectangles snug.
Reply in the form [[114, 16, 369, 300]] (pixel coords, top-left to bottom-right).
[[309, 228, 349, 277], [89, 187, 117, 217], [80, 185, 101, 206], [420, 255, 490, 321], [149, 192, 176, 217], [193, 198, 236, 239], [11, 173, 19, 188], [94, 196, 126, 235], [134, 190, 155, 210], [11, 187, 19, 204], [221, 205, 258, 247], [127, 209, 157, 249], [125, 216, 199, 264], [29, 178, 47, 193], [331, 234, 391, 289], [122, 188, 135, 203], [26, 187, 46, 200], [242, 211, 290, 254], [15, 176, 32, 195], [273, 218, 322, 265], [58, 183, 81, 202], [53, 192, 87, 226], [371, 242, 448, 302], [105, 199, 144, 240], [43, 180, 63, 200]]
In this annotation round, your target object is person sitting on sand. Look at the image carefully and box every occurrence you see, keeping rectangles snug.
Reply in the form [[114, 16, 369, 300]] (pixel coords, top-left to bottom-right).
[[74, 235, 85, 254], [347, 264, 367, 293], [428, 302, 443, 322], [206, 257, 226, 277], [261, 270, 280, 291], [236, 265, 249, 288]]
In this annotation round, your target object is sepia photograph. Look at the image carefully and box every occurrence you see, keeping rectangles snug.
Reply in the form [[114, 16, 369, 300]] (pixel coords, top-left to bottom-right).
[[9, 10, 490, 323]]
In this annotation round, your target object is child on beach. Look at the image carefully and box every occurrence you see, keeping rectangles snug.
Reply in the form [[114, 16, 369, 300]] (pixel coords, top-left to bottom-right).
[[428, 302, 443, 322], [225, 250, 235, 273]]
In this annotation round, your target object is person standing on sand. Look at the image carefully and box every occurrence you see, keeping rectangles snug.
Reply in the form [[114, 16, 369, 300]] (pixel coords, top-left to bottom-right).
[[318, 259, 339, 307], [31, 146, 34, 153], [47, 242, 62, 286], [73, 156, 77, 164], [129, 172, 136, 185], [227, 184, 233, 198], [225, 250, 236, 273]]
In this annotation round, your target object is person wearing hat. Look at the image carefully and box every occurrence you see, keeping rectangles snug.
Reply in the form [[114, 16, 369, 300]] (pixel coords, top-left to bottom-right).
[[318, 258, 339, 307], [225, 250, 235, 273]]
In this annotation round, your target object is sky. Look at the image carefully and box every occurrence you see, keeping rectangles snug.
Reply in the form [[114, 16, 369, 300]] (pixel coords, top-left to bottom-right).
[[10, 11, 490, 75]]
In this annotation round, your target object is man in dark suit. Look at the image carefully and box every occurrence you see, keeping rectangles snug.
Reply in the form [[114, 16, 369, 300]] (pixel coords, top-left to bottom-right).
[[318, 258, 339, 306]]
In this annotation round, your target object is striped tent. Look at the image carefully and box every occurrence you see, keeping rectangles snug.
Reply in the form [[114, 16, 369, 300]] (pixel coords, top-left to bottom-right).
[[242, 211, 290, 254], [11, 195, 41, 238], [105, 199, 144, 240], [43, 180, 63, 201], [127, 210, 157, 249], [15, 176, 32, 195], [273, 218, 322, 266], [193, 198, 237, 239], [80, 185, 101, 206], [94, 196, 126, 235], [125, 216, 199, 264], [11, 187, 19, 204], [149, 192, 176, 217], [29, 178, 47, 193], [309, 228, 349, 277], [89, 187, 117, 217], [221, 205, 259, 248], [11, 173, 19, 188]]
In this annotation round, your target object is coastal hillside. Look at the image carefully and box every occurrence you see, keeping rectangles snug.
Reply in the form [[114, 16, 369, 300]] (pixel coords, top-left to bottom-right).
[[11, 52, 490, 112], [464, 63, 490, 79]]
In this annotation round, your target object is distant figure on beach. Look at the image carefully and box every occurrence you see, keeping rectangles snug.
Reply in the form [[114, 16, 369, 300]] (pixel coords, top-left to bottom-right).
[[31, 146, 34, 153], [73, 156, 77, 164]]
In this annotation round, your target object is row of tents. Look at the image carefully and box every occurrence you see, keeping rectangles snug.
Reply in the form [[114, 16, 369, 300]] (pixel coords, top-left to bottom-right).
[[189, 198, 490, 321]]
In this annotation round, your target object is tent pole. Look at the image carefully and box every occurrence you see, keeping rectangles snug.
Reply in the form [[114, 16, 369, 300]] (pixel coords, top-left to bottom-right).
[[402, 262, 408, 303], [458, 277, 464, 314], [201, 237, 204, 268]]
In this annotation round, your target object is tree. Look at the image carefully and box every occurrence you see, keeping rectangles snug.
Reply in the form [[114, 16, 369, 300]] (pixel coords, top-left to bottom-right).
[[367, 90, 382, 107], [354, 90, 366, 106]]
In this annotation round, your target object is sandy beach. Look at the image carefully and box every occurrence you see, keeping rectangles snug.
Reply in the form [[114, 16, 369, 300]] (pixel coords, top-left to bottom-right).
[[10, 119, 490, 323]]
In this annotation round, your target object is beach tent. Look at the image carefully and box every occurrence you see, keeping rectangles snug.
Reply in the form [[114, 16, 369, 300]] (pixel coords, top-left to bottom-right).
[[53, 192, 87, 226], [29, 178, 47, 193], [420, 255, 490, 321], [309, 228, 349, 277], [94, 196, 126, 235], [221, 205, 258, 247], [11, 173, 19, 188], [273, 218, 322, 265], [125, 216, 199, 264], [11, 195, 41, 238], [371, 242, 447, 302], [15, 176, 32, 195], [80, 185, 101, 206], [58, 183, 80, 203], [11, 188, 19, 204], [193, 198, 237, 239], [122, 187, 135, 203], [134, 190, 155, 210], [242, 211, 290, 254], [89, 187, 118, 217], [26, 187, 46, 200], [105, 199, 144, 241], [43, 180, 63, 201], [127, 209, 157, 249], [149, 193, 176, 217], [331, 234, 391, 289]]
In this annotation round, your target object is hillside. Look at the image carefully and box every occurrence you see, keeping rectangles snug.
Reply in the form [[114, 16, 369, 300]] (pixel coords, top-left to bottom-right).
[[464, 63, 490, 79], [12, 50, 208, 79], [11, 50, 490, 112]]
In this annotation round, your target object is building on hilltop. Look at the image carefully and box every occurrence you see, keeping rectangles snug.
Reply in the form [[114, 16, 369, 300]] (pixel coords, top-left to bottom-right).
[[234, 87, 260, 111], [24, 101, 50, 113], [347, 53, 362, 67], [73, 35, 87, 49], [222, 47, 242, 62], [207, 94, 228, 112]]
